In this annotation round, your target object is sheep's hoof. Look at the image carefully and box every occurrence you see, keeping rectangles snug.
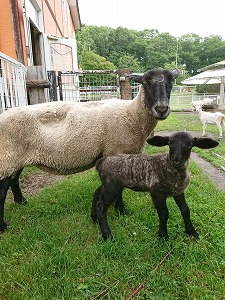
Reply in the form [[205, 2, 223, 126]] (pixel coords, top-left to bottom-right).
[[159, 235, 169, 241], [0, 222, 8, 232]]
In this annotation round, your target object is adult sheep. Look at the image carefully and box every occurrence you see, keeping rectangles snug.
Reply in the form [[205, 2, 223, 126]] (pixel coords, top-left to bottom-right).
[[0, 67, 179, 232]]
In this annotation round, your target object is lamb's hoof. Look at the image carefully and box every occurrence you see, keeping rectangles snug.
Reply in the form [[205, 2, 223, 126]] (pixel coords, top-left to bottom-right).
[[187, 230, 199, 239], [102, 232, 113, 241], [14, 196, 28, 205], [0, 222, 8, 232], [116, 207, 128, 216]]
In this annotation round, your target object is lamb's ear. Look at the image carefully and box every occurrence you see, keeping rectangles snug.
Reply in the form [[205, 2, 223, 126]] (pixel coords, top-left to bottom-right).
[[147, 135, 170, 147], [129, 73, 143, 84], [193, 137, 219, 149], [171, 68, 179, 79]]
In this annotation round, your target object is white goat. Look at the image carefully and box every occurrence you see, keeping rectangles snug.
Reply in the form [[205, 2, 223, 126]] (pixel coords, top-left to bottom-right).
[[0, 67, 179, 232], [92, 132, 219, 240], [191, 98, 215, 112], [196, 105, 225, 138]]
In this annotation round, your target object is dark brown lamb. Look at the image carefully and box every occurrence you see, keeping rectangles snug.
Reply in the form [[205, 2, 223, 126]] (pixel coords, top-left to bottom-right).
[[92, 132, 219, 240]]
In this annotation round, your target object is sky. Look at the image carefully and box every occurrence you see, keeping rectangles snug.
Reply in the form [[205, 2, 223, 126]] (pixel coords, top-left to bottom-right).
[[78, 0, 225, 40]]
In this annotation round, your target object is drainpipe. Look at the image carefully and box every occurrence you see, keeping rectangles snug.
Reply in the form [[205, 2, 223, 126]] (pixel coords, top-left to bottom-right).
[[9, 0, 25, 65]]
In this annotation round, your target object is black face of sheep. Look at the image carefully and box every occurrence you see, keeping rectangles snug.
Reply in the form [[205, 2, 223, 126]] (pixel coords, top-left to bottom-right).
[[130, 68, 179, 120]]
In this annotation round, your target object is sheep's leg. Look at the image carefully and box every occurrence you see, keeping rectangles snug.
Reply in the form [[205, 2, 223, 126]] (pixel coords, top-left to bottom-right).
[[0, 177, 11, 232], [202, 122, 206, 136], [91, 186, 102, 223], [10, 168, 27, 204], [216, 121, 223, 138], [151, 193, 169, 239], [96, 189, 115, 240], [173, 193, 199, 239]]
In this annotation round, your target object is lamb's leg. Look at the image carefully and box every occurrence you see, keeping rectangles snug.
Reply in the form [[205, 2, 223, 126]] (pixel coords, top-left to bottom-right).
[[96, 188, 115, 240], [151, 193, 169, 239], [0, 177, 11, 232], [91, 186, 102, 223], [10, 168, 27, 204], [173, 193, 199, 239], [114, 191, 126, 215]]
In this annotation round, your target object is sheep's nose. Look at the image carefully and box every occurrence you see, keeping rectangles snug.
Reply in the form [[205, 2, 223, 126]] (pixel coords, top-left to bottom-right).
[[155, 104, 169, 114]]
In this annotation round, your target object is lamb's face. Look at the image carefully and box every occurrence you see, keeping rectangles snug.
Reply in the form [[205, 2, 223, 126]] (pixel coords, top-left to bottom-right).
[[168, 132, 194, 169], [142, 68, 179, 120]]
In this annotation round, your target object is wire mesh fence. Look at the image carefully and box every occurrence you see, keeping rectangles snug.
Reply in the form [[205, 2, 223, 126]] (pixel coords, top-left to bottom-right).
[[131, 82, 219, 111], [57, 70, 120, 102], [0, 52, 28, 113]]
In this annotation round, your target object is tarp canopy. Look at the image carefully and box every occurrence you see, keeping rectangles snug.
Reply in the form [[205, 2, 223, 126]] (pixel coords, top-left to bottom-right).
[[182, 68, 225, 85], [182, 64, 225, 108]]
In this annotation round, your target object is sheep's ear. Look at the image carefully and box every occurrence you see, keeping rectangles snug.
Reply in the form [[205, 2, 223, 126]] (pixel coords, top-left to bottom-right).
[[147, 135, 170, 147], [129, 73, 143, 84], [193, 137, 219, 149], [171, 68, 179, 79]]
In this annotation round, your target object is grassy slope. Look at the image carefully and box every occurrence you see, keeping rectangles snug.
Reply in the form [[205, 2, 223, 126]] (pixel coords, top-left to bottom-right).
[[0, 112, 224, 299]]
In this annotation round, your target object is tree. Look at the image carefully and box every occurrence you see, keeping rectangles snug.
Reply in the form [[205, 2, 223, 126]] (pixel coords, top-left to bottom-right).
[[117, 54, 143, 73], [79, 51, 115, 70], [76, 24, 225, 78]]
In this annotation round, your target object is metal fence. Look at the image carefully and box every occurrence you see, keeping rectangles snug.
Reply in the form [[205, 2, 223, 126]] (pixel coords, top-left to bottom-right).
[[131, 83, 219, 111], [57, 70, 120, 102], [0, 52, 28, 113]]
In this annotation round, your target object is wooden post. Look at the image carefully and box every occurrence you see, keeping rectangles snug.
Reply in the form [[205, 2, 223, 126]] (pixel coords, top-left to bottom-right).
[[219, 76, 225, 109], [117, 68, 132, 100], [26, 66, 50, 104], [47, 70, 58, 101]]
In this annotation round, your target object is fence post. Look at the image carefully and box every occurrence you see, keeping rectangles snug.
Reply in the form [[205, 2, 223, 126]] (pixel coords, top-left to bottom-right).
[[47, 70, 58, 101], [117, 68, 132, 100], [26, 66, 50, 104], [58, 71, 63, 101]]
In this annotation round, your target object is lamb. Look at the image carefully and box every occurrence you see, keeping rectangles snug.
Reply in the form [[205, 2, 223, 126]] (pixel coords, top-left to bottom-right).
[[91, 132, 219, 240], [0, 67, 179, 232], [195, 105, 225, 138]]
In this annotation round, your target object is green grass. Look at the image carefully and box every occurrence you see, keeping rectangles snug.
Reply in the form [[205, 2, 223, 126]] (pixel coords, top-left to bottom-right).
[[0, 167, 225, 299], [154, 111, 225, 169], [0, 112, 225, 299]]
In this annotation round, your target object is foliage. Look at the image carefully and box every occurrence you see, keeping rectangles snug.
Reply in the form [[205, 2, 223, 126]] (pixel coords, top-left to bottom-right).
[[76, 24, 225, 87], [115, 53, 142, 72], [78, 50, 115, 70], [195, 83, 220, 94]]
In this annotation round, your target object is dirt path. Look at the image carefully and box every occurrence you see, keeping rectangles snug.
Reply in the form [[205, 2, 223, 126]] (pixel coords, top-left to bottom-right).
[[191, 152, 225, 191]]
